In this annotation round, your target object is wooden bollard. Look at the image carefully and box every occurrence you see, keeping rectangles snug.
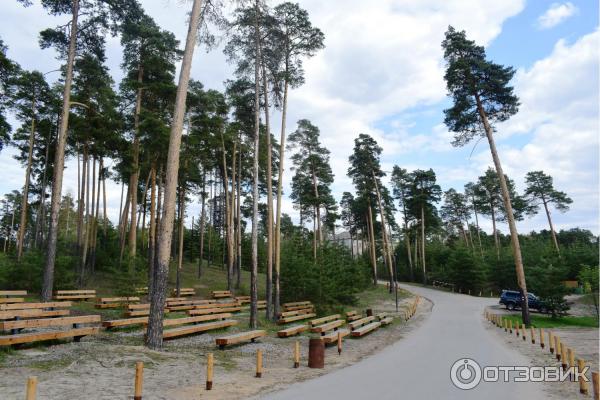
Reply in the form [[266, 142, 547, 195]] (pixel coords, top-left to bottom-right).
[[25, 376, 37, 400], [337, 331, 342, 355], [591, 371, 599, 400], [479, 291, 482, 297], [539, 328, 544, 349], [293, 341, 300, 368], [530, 326, 535, 344], [134, 361, 143, 400], [256, 349, 263, 378], [522, 323, 527, 341], [508, 319, 513, 333], [555, 336, 561, 361], [366, 309, 373, 317], [549, 332, 554, 353], [515, 322, 520, 337], [567, 348, 575, 379], [206, 353, 214, 390], [468, 289, 471, 295], [561, 345, 568, 370], [503, 319, 507, 332], [577, 359, 588, 394]]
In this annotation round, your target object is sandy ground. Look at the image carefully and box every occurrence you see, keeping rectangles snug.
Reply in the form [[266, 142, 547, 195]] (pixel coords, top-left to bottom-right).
[[486, 305, 599, 400], [0, 295, 430, 400]]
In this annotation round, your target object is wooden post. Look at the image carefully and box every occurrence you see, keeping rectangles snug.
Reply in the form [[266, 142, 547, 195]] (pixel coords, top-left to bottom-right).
[[308, 338, 325, 368], [577, 359, 588, 394], [503, 319, 507, 332], [530, 326, 535, 344], [256, 349, 263, 378], [25, 376, 37, 400], [293, 341, 300, 368], [561, 345, 568, 371], [592, 371, 599, 400], [521, 323, 526, 341], [134, 361, 143, 400], [549, 332, 554, 353], [206, 353, 213, 390], [555, 336, 561, 361], [539, 328, 544, 349], [508, 319, 513, 333], [567, 348, 575, 379], [515, 322, 520, 337], [337, 331, 342, 355]]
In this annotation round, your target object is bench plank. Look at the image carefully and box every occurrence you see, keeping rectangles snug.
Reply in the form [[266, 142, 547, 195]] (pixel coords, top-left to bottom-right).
[[125, 309, 170, 317], [0, 327, 100, 346], [0, 298, 25, 304], [350, 321, 381, 337], [321, 328, 350, 344], [55, 290, 96, 294], [277, 324, 308, 338], [277, 313, 316, 325], [0, 302, 72, 311], [0, 309, 70, 320], [163, 320, 237, 340], [380, 317, 393, 326], [0, 315, 100, 330], [0, 290, 27, 296], [102, 317, 148, 329], [188, 307, 241, 316], [310, 314, 341, 327], [349, 316, 376, 330], [310, 320, 344, 334], [215, 330, 266, 348]]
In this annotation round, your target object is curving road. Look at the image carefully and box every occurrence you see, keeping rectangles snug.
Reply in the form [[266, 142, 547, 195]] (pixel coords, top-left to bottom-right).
[[261, 283, 548, 400]]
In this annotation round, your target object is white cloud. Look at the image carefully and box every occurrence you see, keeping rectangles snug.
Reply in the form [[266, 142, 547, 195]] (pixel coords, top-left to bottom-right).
[[537, 2, 578, 29]]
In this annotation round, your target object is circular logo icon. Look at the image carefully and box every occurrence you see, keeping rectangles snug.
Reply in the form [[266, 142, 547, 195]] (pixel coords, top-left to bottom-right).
[[450, 358, 482, 390]]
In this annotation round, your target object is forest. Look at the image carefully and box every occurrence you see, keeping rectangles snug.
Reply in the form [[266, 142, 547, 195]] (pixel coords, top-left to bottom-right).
[[0, 0, 597, 348]]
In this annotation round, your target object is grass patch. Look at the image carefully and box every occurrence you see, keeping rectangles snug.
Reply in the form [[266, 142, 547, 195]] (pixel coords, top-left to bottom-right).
[[503, 314, 599, 328]]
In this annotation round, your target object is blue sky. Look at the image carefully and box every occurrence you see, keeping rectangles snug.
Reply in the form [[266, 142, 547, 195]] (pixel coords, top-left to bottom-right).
[[0, 0, 598, 235]]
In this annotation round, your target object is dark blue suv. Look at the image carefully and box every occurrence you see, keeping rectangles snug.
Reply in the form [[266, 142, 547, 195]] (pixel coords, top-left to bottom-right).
[[499, 290, 548, 313]]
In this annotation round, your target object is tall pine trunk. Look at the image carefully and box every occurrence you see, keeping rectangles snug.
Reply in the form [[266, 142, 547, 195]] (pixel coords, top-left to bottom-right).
[[16, 95, 36, 261], [128, 66, 144, 266], [146, 0, 203, 349], [366, 203, 377, 285], [42, 0, 79, 301], [421, 204, 426, 284], [542, 196, 560, 254], [198, 170, 206, 277], [476, 94, 530, 325]]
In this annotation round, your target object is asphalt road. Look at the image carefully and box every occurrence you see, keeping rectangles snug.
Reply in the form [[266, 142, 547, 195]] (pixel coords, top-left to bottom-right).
[[261, 283, 548, 400]]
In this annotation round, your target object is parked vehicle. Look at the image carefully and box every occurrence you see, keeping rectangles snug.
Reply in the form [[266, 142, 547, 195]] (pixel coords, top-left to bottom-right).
[[499, 290, 548, 313]]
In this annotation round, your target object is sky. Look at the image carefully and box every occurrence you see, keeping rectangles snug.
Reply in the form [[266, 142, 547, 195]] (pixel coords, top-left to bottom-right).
[[0, 0, 598, 236]]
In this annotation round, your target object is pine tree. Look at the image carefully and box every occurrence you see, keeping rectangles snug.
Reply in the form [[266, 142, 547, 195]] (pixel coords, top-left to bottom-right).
[[442, 26, 531, 325]]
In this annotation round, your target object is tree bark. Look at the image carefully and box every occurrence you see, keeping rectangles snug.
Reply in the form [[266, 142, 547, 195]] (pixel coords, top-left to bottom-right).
[[542, 196, 560, 254], [236, 149, 242, 289], [34, 117, 54, 249], [421, 204, 426, 284], [148, 164, 157, 286], [249, 0, 261, 329], [219, 133, 233, 290], [146, 0, 203, 349], [176, 186, 185, 297], [128, 66, 144, 265], [16, 94, 37, 261], [471, 195, 484, 257], [198, 169, 206, 277], [475, 94, 530, 326], [490, 202, 500, 260], [372, 172, 394, 291], [366, 203, 377, 285]]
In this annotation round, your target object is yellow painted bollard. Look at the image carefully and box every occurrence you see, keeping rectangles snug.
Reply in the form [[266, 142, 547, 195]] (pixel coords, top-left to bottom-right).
[[549, 332, 554, 353], [256, 349, 263, 378], [530, 326, 535, 344], [515, 322, 520, 337], [539, 328, 544, 349], [591, 371, 599, 400], [521, 324, 527, 341], [337, 331, 342, 355], [206, 353, 214, 390], [555, 336, 561, 361], [293, 341, 300, 368], [25, 376, 37, 400], [504, 319, 507, 332], [577, 359, 588, 394], [561, 345, 568, 370], [134, 361, 144, 400], [508, 319, 513, 333]]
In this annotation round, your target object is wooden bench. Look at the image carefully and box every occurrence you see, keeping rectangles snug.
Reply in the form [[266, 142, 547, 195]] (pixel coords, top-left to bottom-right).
[[283, 301, 311, 308], [346, 310, 363, 322], [95, 297, 140, 309], [0, 309, 70, 321], [172, 288, 196, 297], [103, 313, 234, 330], [125, 308, 170, 317], [235, 296, 250, 304], [380, 316, 393, 326], [309, 314, 340, 327], [0, 301, 72, 311], [311, 319, 344, 334], [0, 327, 100, 346], [277, 324, 308, 338], [0, 315, 100, 331], [321, 328, 350, 344], [215, 330, 266, 349], [167, 299, 217, 311], [54, 290, 96, 301], [164, 319, 237, 340], [0, 290, 27, 304], [212, 290, 232, 299], [351, 321, 381, 337], [348, 316, 376, 331], [135, 287, 148, 295], [102, 317, 149, 329], [187, 307, 241, 316], [277, 312, 316, 325]]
